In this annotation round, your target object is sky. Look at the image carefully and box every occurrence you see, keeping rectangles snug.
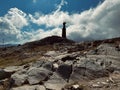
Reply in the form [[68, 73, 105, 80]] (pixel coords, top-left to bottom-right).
[[0, 0, 120, 44]]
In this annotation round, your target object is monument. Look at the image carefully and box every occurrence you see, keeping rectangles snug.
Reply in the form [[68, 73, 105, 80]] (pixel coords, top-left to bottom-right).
[[62, 22, 66, 39]]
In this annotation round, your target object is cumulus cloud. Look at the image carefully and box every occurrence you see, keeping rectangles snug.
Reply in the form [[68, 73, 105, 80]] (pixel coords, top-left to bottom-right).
[[29, 11, 69, 27], [0, 8, 28, 44], [5, 8, 28, 29], [29, 0, 120, 42], [0, 0, 120, 44]]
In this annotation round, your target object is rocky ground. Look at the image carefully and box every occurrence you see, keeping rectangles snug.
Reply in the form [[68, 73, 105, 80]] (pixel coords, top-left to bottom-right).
[[0, 37, 120, 90]]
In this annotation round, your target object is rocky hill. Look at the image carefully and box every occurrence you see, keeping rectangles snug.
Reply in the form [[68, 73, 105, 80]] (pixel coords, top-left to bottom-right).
[[23, 36, 75, 47], [0, 37, 120, 90]]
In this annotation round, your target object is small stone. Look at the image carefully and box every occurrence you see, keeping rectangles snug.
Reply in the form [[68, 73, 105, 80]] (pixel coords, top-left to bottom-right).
[[53, 63, 59, 69], [72, 84, 79, 89], [92, 84, 102, 88]]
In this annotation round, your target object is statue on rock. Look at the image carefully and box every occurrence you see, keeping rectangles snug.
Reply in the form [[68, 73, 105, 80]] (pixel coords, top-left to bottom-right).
[[62, 22, 66, 39]]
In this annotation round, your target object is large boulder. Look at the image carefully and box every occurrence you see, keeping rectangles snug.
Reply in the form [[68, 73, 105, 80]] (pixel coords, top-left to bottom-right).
[[69, 58, 110, 82], [57, 64, 72, 81], [27, 67, 52, 85], [70, 66, 109, 82], [75, 58, 103, 71]]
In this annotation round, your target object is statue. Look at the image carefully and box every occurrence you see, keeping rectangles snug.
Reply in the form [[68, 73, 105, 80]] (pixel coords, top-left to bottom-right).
[[62, 22, 66, 38]]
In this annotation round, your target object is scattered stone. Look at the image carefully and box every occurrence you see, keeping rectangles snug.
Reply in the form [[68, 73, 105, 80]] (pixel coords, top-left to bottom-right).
[[53, 63, 59, 69], [63, 83, 85, 90], [92, 83, 103, 88], [27, 67, 52, 85], [72, 84, 80, 89], [11, 85, 46, 90]]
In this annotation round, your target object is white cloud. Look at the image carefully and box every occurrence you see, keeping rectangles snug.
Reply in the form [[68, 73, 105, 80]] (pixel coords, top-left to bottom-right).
[[0, 0, 120, 44], [5, 8, 28, 29], [29, 0, 120, 42], [29, 11, 70, 27], [0, 8, 28, 44], [55, 0, 68, 13]]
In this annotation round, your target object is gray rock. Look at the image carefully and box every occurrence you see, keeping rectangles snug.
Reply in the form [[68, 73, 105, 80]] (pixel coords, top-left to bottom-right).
[[70, 66, 109, 82], [69, 67, 90, 82], [44, 72, 67, 90], [11, 73, 28, 86], [44, 51, 58, 57], [31, 60, 45, 68], [4, 66, 23, 73], [61, 55, 76, 62], [75, 58, 103, 71], [54, 54, 70, 61], [64, 61, 74, 65], [11, 85, 46, 90], [97, 44, 120, 56], [0, 69, 11, 80], [53, 63, 59, 69], [57, 64, 72, 81], [27, 67, 52, 85], [42, 61, 53, 71]]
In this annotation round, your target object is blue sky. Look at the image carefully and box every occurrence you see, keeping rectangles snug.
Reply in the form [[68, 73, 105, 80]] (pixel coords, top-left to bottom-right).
[[0, 0, 120, 44], [0, 0, 103, 16]]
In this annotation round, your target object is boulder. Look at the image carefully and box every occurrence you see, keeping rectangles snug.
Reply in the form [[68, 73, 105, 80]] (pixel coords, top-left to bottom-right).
[[0, 69, 11, 80], [57, 64, 72, 81], [11, 85, 46, 90], [44, 72, 67, 90], [69, 67, 90, 82], [70, 66, 109, 82], [27, 67, 52, 85], [11, 73, 28, 86], [75, 58, 103, 71]]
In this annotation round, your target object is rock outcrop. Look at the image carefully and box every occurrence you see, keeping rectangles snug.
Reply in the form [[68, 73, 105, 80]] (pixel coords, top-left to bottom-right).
[[0, 41, 120, 90]]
